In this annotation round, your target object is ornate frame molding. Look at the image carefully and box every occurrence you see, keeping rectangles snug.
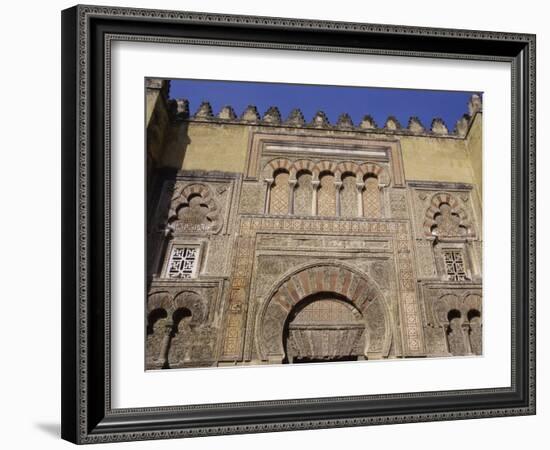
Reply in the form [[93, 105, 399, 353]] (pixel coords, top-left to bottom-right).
[[61, 4, 535, 444]]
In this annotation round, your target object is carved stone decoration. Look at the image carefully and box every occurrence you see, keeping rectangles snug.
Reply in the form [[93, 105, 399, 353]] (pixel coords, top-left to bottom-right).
[[416, 240, 436, 278], [423, 325, 449, 356], [269, 171, 290, 214], [336, 113, 354, 129], [310, 111, 330, 128], [294, 171, 313, 216], [363, 176, 381, 218], [430, 292, 482, 356], [359, 115, 377, 129], [423, 192, 472, 238], [262, 106, 281, 125], [168, 310, 194, 364], [256, 262, 392, 363], [431, 118, 449, 135], [443, 250, 468, 281], [286, 297, 364, 362], [447, 315, 467, 355], [168, 183, 222, 234], [318, 173, 336, 216], [146, 290, 210, 368], [168, 324, 217, 367], [469, 313, 482, 355], [384, 116, 401, 130], [146, 292, 172, 368], [340, 174, 358, 217], [284, 108, 306, 126], [217, 105, 237, 120], [204, 236, 231, 276], [241, 105, 260, 122], [262, 158, 292, 180], [171, 290, 209, 324], [407, 116, 425, 133], [432, 292, 481, 325], [360, 163, 390, 186], [433, 204, 461, 235], [390, 191, 407, 219], [371, 260, 391, 290], [238, 182, 265, 214], [177, 198, 209, 226]]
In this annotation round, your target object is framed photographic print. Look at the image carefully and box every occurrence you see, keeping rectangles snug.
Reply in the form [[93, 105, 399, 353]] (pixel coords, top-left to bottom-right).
[[61, 4, 536, 444]]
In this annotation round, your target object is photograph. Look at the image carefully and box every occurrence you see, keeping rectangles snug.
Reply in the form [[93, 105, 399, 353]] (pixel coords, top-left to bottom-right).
[[56, 3, 536, 444], [145, 78, 483, 370]]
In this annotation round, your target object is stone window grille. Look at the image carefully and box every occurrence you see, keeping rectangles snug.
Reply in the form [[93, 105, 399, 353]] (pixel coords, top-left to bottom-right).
[[443, 250, 468, 281], [166, 246, 200, 279], [363, 176, 381, 218], [269, 170, 290, 215]]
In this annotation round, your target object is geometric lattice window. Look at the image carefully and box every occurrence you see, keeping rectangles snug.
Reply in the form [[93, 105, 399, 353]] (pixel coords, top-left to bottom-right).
[[292, 299, 358, 324], [270, 170, 290, 215], [166, 246, 199, 279], [363, 176, 381, 218], [317, 173, 336, 216], [443, 251, 468, 281], [293, 171, 313, 216], [340, 174, 358, 217]]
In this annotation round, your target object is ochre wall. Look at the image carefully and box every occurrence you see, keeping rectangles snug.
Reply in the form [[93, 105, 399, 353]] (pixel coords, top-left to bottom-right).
[[399, 136, 471, 183], [161, 122, 251, 173], [464, 113, 483, 201], [155, 121, 482, 193]]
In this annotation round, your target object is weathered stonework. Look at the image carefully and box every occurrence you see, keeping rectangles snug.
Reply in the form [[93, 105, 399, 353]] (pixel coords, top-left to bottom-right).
[[145, 80, 483, 369]]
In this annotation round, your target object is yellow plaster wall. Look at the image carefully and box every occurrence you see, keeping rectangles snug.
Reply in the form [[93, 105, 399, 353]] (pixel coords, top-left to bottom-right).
[[156, 121, 483, 192], [464, 113, 483, 198], [161, 122, 250, 173], [399, 136, 473, 183]]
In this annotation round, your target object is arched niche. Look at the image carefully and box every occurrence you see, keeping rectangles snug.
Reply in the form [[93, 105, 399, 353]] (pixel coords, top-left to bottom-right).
[[255, 262, 392, 363]]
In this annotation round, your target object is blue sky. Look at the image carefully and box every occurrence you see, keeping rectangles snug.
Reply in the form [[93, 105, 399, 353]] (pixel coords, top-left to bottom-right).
[[169, 79, 480, 129]]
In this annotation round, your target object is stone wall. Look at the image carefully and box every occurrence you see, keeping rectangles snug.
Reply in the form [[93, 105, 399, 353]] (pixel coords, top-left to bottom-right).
[[144, 79, 483, 369]]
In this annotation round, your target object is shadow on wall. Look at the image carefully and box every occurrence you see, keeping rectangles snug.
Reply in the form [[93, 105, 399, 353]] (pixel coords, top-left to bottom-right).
[[34, 422, 60, 438]]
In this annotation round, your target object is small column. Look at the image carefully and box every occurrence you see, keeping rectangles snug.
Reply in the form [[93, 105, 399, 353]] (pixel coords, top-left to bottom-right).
[[157, 320, 174, 368], [356, 183, 365, 218], [444, 324, 451, 354], [378, 183, 385, 218], [311, 180, 320, 216], [263, 178, 273, 214], [288, 178, 297, 215], [463, 323, 474, 355], [180, 324, 193, 362], [334, 180, 343, 217]]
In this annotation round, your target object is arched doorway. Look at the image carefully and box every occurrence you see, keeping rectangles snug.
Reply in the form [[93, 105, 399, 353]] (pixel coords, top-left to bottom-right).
[[256, 262, 392, 364], [284, 293, 365, 363]]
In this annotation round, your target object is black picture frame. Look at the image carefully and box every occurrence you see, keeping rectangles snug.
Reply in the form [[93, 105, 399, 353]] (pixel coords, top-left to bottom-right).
[[61, 4, 536, 444]]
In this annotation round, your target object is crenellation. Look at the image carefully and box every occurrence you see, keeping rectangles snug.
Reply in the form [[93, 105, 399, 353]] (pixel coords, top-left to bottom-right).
[[262, 106, 282, 124], [194, 101, 213, 119], [384, 116, 401, 130], [165, 95, 482, 139], [217, 105, 237, 120], [240, 105, 261, 122], [407, 116, 425, 133], [430, 118, 449, 135]]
